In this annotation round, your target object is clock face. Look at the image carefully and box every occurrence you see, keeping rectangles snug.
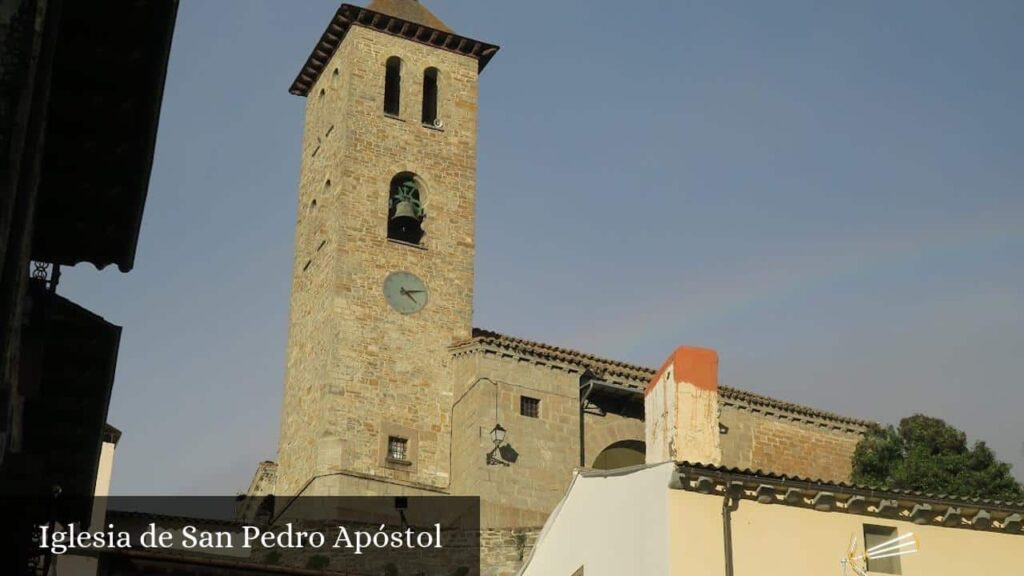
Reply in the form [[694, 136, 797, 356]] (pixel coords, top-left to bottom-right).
[[383, 271, 428, 315]]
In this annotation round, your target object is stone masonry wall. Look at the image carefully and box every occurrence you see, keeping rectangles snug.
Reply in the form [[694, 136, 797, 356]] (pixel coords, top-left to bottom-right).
[[450, 347, 643, 528], [272, 5, 868, 544], [277, 24, 481, 496], [481, 528, 542, 576], [719, 402, 865, 481]]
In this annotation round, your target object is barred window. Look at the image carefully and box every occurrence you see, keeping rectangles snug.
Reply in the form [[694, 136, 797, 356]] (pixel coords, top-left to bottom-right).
[[520, 396, 540, 418], [387, 436, 408, 461]]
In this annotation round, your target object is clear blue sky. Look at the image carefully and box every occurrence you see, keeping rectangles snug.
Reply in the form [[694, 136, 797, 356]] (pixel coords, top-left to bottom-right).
[[60, 0, 1023, 494]]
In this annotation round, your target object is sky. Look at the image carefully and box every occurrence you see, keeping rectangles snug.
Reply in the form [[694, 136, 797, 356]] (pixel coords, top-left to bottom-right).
[[59, 0, 1023, 494]]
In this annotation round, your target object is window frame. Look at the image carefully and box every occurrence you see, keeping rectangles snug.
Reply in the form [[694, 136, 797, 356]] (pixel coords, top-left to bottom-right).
[[387, 436, 409, 462], [379, 423, 418, 472], [863, 524, 902, 575], [520, 396, 541, 419]]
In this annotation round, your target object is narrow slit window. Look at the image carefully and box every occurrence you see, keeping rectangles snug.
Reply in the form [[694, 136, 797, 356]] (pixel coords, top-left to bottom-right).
[[422, 67, 439, 126], [384, 56, 402, 116]]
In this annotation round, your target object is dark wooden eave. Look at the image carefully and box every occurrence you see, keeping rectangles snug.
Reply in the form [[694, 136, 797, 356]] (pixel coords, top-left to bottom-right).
[[30, 0, 179, 272], [289, 3, 499, 97], [5, 281, 121, 510]]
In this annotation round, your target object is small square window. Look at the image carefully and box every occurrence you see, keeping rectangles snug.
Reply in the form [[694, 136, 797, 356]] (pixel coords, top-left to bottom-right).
[[520, 396, 540, 418], [863, 524, 902, 574], [387, 436, 408, 462]]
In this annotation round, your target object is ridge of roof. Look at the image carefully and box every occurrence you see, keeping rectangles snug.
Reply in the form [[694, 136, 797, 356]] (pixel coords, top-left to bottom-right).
[[366, 0, 451, 33], [465, 328, 874, 428]]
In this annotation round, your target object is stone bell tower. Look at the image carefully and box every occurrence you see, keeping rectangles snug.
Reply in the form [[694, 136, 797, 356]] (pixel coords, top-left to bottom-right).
[[275, 1, 499, 497]]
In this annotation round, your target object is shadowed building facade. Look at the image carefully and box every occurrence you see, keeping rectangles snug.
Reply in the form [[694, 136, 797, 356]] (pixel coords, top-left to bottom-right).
[[0, 1, 177, 574], [261, 0, 873, 554]]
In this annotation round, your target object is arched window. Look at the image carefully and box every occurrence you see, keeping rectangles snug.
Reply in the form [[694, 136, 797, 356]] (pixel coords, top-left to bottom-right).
[[384, 57, 402, 116], [421, 67, 439, 126], [591, 440, 645, 470], [387, 172, 425, 244]]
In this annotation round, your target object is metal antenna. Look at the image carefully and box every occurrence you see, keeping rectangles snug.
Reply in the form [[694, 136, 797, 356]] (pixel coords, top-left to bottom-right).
[[841, 532, 918, 575]]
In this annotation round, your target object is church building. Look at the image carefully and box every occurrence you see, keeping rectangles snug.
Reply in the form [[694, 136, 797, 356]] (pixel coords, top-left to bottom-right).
[[252, 0, 873, 535]]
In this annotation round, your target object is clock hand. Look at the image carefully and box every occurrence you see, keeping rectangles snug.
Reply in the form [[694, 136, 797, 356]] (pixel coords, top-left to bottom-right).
[[399, 287, 418, 303]]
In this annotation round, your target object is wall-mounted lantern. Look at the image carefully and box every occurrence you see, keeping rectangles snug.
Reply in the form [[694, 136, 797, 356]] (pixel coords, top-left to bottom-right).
[[486, 423, 509, 466]]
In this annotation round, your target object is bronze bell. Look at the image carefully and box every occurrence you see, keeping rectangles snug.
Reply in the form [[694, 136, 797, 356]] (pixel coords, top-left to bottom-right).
[[391, 200, 419, 222], [389, 200, 423, 243]]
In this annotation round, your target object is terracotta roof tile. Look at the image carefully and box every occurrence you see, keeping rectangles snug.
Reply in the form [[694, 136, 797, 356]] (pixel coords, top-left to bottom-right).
[[289, 3, 498, 97], [466, 328, 874, 428], [366, 0, 452, 33], [677, 461, 1024, 510]]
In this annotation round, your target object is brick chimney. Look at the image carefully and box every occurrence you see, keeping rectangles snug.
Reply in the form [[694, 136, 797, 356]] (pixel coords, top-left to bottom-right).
[[644, 346, 722, 465]]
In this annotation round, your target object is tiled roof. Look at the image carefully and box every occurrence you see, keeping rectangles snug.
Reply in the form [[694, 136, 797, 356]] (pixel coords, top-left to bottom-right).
[[676, 461, 1024, 533], [366, 0, 452, 32], [467, 328, 874, 428], [290, 3, 498, 97], [470, 328, 654, 381], [678, 461, 1024, 508], [718, 386, 873, 428]]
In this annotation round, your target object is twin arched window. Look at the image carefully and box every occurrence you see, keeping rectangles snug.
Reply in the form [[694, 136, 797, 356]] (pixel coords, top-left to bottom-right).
[[383, 57, 441, 126]]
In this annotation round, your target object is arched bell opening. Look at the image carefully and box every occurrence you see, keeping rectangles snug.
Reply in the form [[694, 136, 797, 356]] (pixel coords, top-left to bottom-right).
[[591, 439, 645, 470], [387, 172, 425, 245]]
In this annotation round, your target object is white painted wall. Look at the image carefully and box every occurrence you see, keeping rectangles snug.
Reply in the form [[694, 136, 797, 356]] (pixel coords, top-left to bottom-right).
[[519, 462, 674, 576]]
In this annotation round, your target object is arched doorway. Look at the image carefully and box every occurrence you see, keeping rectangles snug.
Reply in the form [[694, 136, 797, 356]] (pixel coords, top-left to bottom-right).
[[591, 440, 645, 470]]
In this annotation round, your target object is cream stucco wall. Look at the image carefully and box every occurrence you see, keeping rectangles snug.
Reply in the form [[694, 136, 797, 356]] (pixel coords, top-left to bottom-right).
[[519, 462, 673, 576], [55, 439, 117, 576], [669, 489, 1024, 576]]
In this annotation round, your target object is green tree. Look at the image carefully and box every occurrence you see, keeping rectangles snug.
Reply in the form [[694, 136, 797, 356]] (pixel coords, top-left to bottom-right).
[[852, 414, 1023, 501]]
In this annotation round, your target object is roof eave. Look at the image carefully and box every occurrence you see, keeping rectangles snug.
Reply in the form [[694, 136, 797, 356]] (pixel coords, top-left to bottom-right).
[[676, 461, 1024, 533], [458, 328, 875, 429], [289, 3, 499, 97], [30, 0, 179, 273]]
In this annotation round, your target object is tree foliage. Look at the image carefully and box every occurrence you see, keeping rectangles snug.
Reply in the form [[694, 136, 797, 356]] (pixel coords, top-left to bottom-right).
[[851, 414, 1023, 502]]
